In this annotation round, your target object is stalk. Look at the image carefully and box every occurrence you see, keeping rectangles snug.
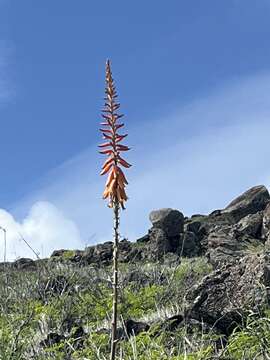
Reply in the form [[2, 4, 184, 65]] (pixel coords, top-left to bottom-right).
[[111, 200, 119, 359], [98, 60, 131, 360]]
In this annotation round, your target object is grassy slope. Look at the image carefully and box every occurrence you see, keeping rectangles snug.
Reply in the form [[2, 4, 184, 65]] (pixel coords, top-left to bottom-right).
[[0, 256, 269, 359]]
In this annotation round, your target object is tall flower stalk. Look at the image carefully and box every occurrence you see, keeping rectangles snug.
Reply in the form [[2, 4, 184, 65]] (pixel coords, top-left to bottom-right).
[[99, 60, 131, 360]]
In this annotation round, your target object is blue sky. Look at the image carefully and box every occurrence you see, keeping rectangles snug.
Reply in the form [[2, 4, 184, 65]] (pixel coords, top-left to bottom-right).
[[1, 1, 270, 258]]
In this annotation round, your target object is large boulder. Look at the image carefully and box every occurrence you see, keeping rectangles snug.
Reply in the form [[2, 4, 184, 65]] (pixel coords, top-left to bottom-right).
[[183, 188, 269, 264], [185, 254, 270, 335], [205, 211, 264, 266], [148, 228, 173, 259], [146, 226, 200, 259], [222, 185, 270, 222], [149, 208, 184, 237], [146, 208, 185, 259]]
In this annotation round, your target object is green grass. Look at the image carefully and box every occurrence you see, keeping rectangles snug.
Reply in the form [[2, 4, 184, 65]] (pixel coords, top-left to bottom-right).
[[0, 256, 268, 359]]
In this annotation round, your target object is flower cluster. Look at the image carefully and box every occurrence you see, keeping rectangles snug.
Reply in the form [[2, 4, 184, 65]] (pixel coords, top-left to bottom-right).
[[99, 60, 131, 209]]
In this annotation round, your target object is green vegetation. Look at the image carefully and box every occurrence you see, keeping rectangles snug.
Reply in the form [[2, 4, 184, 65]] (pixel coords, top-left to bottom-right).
[[0, 256, 269, 359], [225, 313, 270, 359], [61, 250, 76, 260]]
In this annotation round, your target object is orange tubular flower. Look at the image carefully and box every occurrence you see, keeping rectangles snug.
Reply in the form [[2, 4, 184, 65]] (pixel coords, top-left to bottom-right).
[[99, 60, 131, 209]]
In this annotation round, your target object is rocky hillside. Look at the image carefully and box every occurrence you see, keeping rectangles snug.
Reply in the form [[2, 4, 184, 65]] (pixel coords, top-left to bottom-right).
[[0, 185, 270, 359]]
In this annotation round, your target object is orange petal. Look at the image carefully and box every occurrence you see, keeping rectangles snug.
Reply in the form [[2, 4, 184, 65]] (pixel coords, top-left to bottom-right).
[[117, 166, 128, 185], [105, 169, 114, 187], [102, 157, 114, 169], [100, 162, 113, 176]]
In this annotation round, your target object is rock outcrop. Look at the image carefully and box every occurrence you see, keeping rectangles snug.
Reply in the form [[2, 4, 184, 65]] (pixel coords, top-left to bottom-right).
[[222, 185, 270, 222], [50, 185, 270, 267], [184, 185, 269, 266], [149, 208, 184, 237], [185, 253, 270, 335]]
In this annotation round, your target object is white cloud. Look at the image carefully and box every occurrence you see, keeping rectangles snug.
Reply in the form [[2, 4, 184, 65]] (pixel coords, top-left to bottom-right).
[[0, 202, 82, 261], [6, 71, 270, 259]]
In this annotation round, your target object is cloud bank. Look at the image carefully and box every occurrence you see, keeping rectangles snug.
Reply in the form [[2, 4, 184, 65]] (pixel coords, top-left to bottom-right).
[[3, 71, 270, 260], [0, 202, 82, 260]]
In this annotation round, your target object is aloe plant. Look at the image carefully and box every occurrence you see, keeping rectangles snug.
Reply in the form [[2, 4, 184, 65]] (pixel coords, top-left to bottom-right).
[[99, 59, 131, 360]]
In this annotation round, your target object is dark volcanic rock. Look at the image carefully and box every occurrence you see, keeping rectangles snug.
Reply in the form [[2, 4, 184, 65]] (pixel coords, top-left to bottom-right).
[[51, 249, 67, 257], [222, 185, 270, 222], [93, 241, 113, 263], [118, 239, 133, 261], [50, 249, 83, 263], [51, 240, 136, 266], [185, 254, 270, 335], [136, 234, 150, 243], [84, 240, 134, 264], [178, 231, 200, 257], [147, 208, 186, 259], [184, 217, 204, 234], [124, 319, 150, 336], [48, 185, 270, 267], [79, 242, 113, 265], [185, 212, 234, 255], [123, 269, 150, 285], [14, 257, 36, 270], [147, 227, 191, 259], [234, 212, 263, 238], [160, 314, 184, 332], [148, 228, 172, 258], [40, 332, 65, 347], [263, 203, 270, 246], [206, 211, 264, 266], [182, 188, 268, 265], [82, 246, 95, 263], [0, 262, 12, 271], [206, 226, 263, 266], [149, 208, 184, 237]]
